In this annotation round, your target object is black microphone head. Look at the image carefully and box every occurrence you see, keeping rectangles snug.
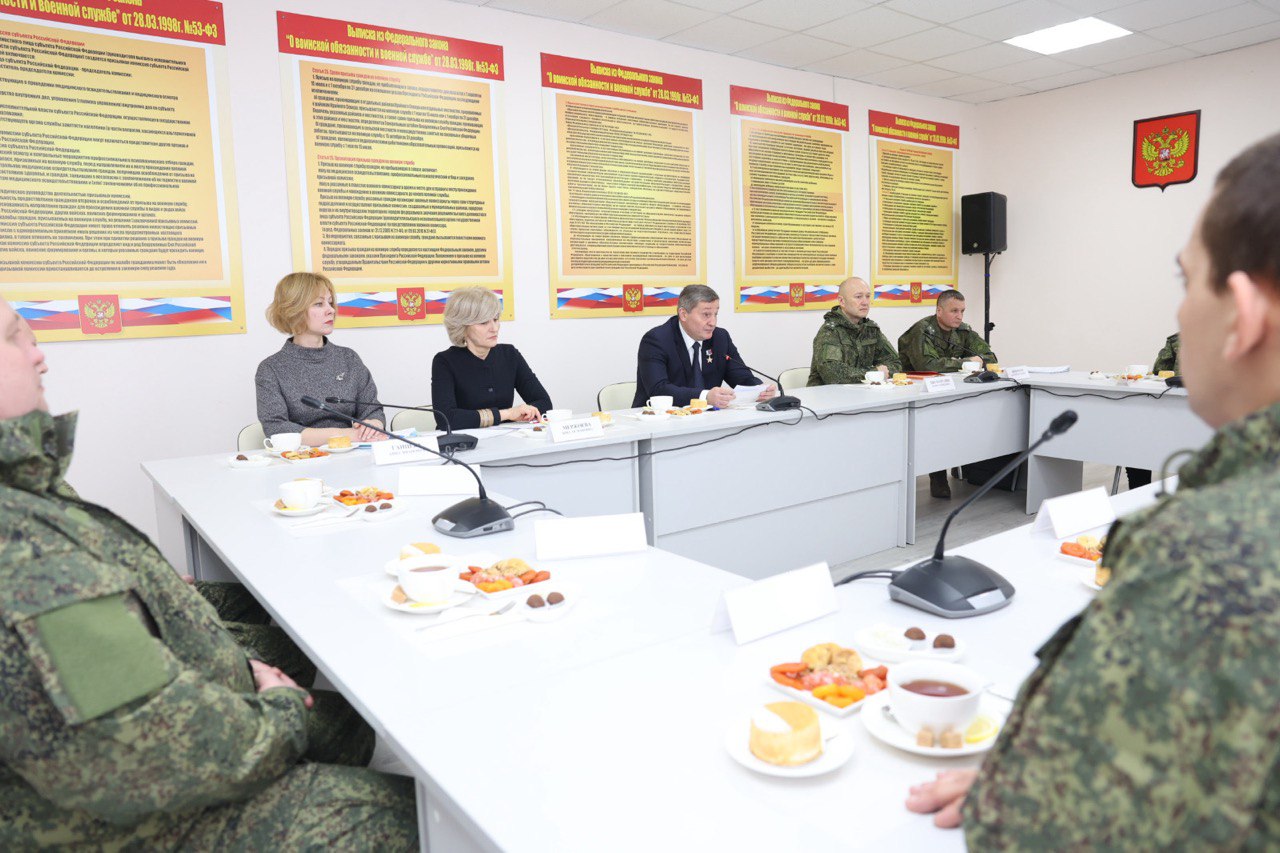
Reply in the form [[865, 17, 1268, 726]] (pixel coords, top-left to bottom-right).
[[1049, 410, 1078, 435], [325, 395, 342, 403], [301, 395, 323, 409]]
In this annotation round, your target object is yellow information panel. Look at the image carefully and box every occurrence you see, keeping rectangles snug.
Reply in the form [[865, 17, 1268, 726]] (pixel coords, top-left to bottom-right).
[[0, 0, 243, 341], [868, 111, 959, 307], [541, 54, 705, 318], [730, 86, 851, 312], [278, 13, 512, 326]]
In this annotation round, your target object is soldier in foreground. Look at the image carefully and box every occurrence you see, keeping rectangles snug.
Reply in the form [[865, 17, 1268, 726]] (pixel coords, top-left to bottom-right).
[[898, 289, 998, 498], [806, 276, 901, 386], [0, 298, 417, 848], [906, 133, 1280, 847]]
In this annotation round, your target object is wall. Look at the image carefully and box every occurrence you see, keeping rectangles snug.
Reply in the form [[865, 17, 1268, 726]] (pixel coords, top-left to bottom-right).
[[37, 0, 983, 538], [969, 39, 1280, 369]]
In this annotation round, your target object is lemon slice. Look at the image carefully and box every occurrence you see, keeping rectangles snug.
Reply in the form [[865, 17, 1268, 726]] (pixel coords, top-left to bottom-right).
[[965, 715, 998, 744]]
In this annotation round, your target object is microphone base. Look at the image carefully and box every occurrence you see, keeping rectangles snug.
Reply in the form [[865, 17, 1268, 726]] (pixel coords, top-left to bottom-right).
[[756, 395, 802, 412], [888, 555, 1015, 618], [437, 432, 478, 454], [432, 497, 514, 538]]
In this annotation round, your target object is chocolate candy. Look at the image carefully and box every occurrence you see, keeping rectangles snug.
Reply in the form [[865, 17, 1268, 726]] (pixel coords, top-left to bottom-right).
[[547, 592, 565, 606], [933, 634, 956, 649], [235, 454, 248, 461], [527, 594, 545, 608], [378, 502, 392, 510], [364, 505, 378, 513], [905, 627, 926, 641]]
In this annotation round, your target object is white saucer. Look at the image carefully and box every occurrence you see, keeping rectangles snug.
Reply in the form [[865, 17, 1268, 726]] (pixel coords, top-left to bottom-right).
[[325, 444, 357, 454], [1080, 565, 1104, 592], [270, 502, 327, 518], [859, 691, 1006, 758], [228, 454, 271, 469], [724, 718, 853, 778], [853, 625, 964, 664], [383, 585, 471, 615], [627, 410, 669, 422]]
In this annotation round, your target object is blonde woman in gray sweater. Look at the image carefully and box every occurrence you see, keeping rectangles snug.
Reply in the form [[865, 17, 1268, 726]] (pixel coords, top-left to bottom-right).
[[255, 272, 388, 445]]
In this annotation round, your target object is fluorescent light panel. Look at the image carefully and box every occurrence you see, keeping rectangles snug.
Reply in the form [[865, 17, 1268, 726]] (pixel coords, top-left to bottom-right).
[[1004, 17, 1130, 55]]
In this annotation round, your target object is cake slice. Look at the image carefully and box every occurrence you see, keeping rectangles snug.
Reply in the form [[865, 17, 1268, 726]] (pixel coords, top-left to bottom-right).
[[748, 701, 822, 766]]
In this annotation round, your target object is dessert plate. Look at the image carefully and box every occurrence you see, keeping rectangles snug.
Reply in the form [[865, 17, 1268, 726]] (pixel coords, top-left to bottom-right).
[[853, 626, 965, 664], [724, 718, 853, 778], [270, 502, 328, 518], [228, 454, 272, 469], [1080, 565, 1104, 592], [382, 585, 471, 615], [325, 444, 357, 454], [860, 691, 1007, 758]]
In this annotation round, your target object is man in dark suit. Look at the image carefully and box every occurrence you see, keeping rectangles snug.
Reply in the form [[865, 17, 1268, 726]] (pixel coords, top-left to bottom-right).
[[632, 285, 776, 408]]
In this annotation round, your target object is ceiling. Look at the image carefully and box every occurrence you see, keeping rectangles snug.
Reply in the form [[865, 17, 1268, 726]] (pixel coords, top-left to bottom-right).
[[445, 0, 1280, 101]]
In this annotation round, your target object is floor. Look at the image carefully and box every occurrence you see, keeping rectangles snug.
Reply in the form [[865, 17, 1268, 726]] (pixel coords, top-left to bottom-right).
[[832, 462, 1120, 581]]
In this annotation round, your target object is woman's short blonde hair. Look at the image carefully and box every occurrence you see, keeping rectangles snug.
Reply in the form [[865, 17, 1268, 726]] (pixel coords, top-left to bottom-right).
[[265, 272, 336, 336], [443, 286, 501, 347]]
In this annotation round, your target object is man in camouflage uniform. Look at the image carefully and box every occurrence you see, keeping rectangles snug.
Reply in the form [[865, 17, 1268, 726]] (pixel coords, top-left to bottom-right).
[[1128, 332, 1184, 488], [898, 289, 999, 498], [0, 299, 417, 848], [906, 133, 1280, 849], [806, 276, 901, 386]]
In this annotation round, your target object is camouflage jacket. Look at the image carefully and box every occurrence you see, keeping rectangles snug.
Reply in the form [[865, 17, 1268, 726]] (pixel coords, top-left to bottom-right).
[[897, 317, 996, 372], [966, 400, 1280, 850], [1155, 332, 1181, 374], [806, 307, 902, 386], [0, 410, 308, 847]]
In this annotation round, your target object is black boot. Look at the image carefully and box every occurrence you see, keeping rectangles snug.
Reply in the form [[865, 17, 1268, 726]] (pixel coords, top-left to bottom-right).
[[930, 471, 951, 499]]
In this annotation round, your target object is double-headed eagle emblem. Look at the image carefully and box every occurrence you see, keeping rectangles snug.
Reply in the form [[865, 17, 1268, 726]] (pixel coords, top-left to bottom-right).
[[1141, 127, 1191, 178], [83, 299, 116, 329]]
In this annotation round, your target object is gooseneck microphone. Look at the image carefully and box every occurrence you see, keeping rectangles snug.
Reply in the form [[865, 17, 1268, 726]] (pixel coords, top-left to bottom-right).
[[733, 357, 801, 412], [300, 396, 512, 538], [325, 396, 478, 454], [884, 409, 1079, 618]]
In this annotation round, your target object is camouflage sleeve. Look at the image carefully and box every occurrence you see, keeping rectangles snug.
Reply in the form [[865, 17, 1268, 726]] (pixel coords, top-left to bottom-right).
[[965, 487, 1280, 848], [899, 324, 962, 372], [1153, 337, 1178, 374], [961, 329, 996, 364], [874, 330, 902, 373], [810, 325, 860, 385]]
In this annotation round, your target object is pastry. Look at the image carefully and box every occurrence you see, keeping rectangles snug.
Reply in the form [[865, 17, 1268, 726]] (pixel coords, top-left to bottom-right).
[[399, 542, 441, 560], [492, 557, 533, 577], [801, 642, 842, 669], [328, 435, 352, 449], [592, 411, 613, 425], [748, 702, 822, 766]]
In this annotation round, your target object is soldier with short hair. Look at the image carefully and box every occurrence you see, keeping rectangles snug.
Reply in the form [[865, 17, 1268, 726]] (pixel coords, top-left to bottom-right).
[[806, 277, 901, 386], [0, 299, 417, 848], [906, 132, 1280, 849]]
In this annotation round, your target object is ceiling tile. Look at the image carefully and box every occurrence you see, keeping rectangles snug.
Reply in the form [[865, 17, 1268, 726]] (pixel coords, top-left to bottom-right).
[[1096, 45, 1199, 74], [928, 40, 1035, 72], [857, 63, 959, 88], [970, 55, 1080, 82], [1053, 31, 1166, 65], [949, 0, 1082, 41], [485, 0, 619, 22], [1019, 66, 1109, 90], [665, 16, 790, 51], [1050, 0, 1134, 13], [908, 73, 1007, 96], [1257, 0, 1280, 11], [802, 49, 910, 75], [952, 83, 1035, 102], [582, 0, 717, 38], [732, 0, 870, 31], [1145, 4, 1280, 45], [734, 32, 852, 65], [812, 6, 935, 47], [1099, 0, 1236, 32], [669, 0, 758, 11], [1185, 19, 1280, 54], [881, 0, 1017, 25], [873, 26, 988, 60]]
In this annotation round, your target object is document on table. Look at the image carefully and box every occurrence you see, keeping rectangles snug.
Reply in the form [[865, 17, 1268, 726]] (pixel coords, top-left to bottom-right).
[[731, 384, 767, 404]]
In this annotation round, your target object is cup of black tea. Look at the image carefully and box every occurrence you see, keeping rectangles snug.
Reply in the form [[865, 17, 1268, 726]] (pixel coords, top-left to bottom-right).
[[887, 661, 983, 737]]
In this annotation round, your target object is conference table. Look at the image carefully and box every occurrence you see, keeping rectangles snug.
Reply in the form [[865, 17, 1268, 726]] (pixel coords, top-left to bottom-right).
[[140, 430, 1167, 852]]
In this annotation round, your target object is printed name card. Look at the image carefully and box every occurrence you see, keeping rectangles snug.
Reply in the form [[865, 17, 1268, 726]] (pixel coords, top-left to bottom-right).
[[715, 563, 837, 645], [1004, 365, 1030, 380], [923, 375, 956, 394], [549, 416, 603, 443], [373, 438, 440, 466], [534, 513, 647, 560], [399, 464, 479, 497], [1033, 486, 1116, 539]]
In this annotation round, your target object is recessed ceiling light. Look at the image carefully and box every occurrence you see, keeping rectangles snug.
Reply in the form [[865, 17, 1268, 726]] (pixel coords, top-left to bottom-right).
[[1004, 17, 1130, 55]]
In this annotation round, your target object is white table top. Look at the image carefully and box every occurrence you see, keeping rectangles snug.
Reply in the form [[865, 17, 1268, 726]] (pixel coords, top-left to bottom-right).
[[1020, 370, 1187, 397]]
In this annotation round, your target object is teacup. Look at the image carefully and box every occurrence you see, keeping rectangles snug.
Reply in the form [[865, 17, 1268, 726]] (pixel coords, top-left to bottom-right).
[[544, 409, 572, 422], [962, 361, 982, 373], [264, 432, 303, 452], [647, 395, 674, 411], [1127, 364, 1150, 377], [887, 660, 984, 737], [396, 554, 462, 604], [864, 369, 887, 385], [278, 478, 323, 510]]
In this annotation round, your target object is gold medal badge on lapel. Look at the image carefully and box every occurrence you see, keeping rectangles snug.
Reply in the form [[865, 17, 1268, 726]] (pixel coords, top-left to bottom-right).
[[1132, 110, 1200, 192]]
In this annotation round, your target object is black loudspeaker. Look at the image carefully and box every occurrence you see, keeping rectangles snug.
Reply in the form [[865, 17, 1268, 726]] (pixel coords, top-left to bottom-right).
[[961, 192, 1007, 255]]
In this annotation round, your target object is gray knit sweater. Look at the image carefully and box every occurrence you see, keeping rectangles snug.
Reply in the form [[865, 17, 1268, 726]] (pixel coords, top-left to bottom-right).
[[254, 339, 386, 435]]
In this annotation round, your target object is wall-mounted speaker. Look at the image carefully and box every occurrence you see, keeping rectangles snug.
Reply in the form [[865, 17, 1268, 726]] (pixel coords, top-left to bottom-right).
[[961, 192, 1006, 255]]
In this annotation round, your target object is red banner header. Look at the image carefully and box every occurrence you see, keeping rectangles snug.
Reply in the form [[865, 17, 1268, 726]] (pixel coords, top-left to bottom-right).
[[730, 86, 847, 131], [277, 12, 503, 79], [868, 110, 959, 149], [2, 0, 224, 45], [541, 53, 702, 109]]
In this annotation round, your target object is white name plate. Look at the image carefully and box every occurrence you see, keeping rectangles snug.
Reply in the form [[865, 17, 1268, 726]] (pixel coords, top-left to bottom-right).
[[923, 375, 956, 394], [1034, 486, 1116, 539], [372, 437, 440, 466], [716, 562, 837, 645], [534, 513, 647, 560], [549, 416, 603, 443], [1004, 365, 1030, 379], [399, 464, 478, 497]]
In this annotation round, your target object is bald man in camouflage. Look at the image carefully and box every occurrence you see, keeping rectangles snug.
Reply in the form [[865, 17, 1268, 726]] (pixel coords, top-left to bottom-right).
[[905, 133, 1280, 848], [0, 298, 416, 848], [806, 276, 901, 386]]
